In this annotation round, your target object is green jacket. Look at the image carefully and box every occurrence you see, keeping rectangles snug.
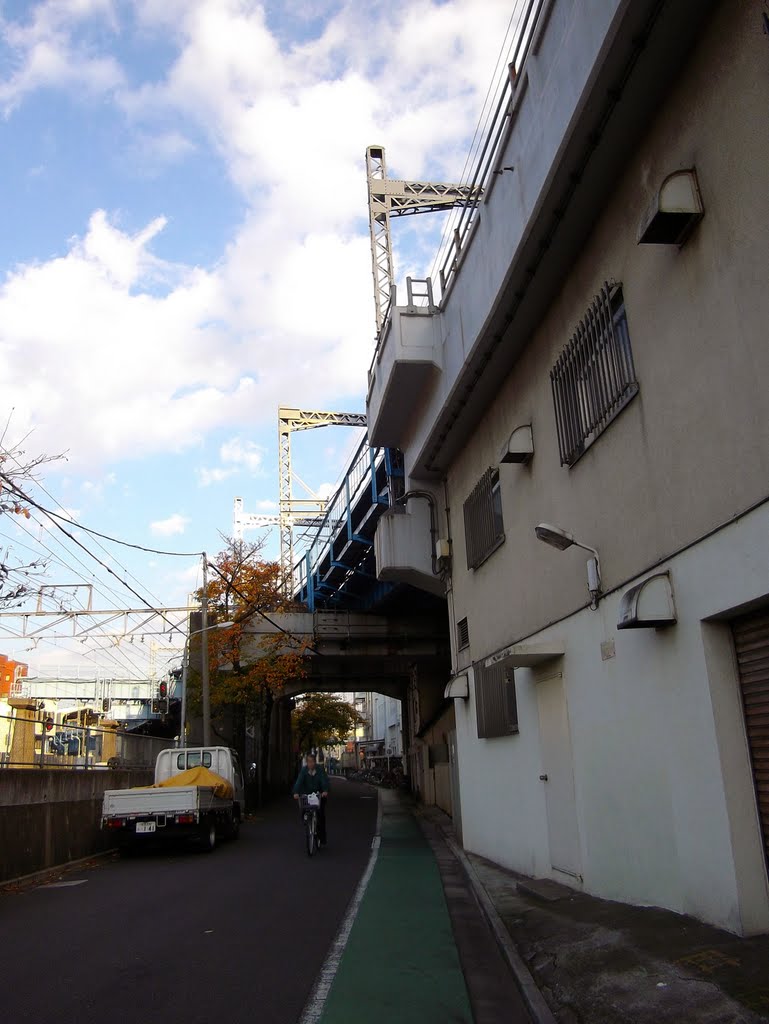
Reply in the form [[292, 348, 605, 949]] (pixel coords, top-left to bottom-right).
[[293, 765, 330, 796]]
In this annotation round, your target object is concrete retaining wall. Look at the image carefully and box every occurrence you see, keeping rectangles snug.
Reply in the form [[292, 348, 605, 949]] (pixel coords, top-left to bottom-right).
[[0, 769, 152, 882]]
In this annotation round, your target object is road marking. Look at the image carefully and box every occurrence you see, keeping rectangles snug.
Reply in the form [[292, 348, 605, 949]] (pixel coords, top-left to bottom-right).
[[39, 880, 88, 890], [298, 795, 382, 1024]]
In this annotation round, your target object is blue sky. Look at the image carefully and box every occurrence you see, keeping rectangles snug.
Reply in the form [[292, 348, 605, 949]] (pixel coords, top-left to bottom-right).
[[0, 0, 514, 677]]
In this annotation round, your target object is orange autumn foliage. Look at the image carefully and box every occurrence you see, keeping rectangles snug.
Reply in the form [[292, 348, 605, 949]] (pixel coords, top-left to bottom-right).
[[195, 539, 308, 712]]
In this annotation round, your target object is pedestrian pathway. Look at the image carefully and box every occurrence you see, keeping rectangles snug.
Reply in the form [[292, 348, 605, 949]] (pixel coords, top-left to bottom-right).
[[317, 790, 474, 1024], [418, 802, 769, 1024]]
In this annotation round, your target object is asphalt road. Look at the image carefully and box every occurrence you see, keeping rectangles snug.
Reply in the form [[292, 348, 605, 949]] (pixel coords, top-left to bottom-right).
[[1, 778, 378, 1024]]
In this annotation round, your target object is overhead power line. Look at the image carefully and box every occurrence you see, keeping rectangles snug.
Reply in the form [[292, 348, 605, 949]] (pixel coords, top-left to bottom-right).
[[0, 473, 194, 641], [205, 560, 321, 656]]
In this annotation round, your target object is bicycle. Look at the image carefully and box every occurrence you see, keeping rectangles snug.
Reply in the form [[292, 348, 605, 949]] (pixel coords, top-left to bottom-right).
[[299, 793, 322, 856]]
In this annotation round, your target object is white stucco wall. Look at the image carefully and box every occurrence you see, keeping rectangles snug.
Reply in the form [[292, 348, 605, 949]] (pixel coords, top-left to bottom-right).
[[367, 0, 769, 935], [454, 501, 769, 935]]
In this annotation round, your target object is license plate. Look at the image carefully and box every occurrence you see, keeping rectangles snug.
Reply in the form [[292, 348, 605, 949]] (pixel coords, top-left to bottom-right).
[[136, 822, 156, 834]]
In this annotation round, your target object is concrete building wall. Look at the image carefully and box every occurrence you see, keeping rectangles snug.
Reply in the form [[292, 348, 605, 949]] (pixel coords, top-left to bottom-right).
[[369, 0, 769, 933], [448, 0, 769, 649], [445, 1, 769, 935]]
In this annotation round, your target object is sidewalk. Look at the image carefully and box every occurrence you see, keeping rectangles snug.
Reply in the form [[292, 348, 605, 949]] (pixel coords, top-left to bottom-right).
[[421, 805, 769, 1024], [314, 789, 531, 1024]]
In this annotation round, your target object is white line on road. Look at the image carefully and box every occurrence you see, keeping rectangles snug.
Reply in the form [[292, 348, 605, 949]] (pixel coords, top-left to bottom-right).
[[298, 793, 382, 1024], [39, 880, 88, 889]]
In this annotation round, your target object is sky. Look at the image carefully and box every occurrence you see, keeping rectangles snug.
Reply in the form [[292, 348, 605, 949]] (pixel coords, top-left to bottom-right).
[[0, 0, 517, 678]]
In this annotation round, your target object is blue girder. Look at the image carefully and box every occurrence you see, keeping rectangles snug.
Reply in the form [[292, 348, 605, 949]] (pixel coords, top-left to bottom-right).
[[293, 437, 398, 612]]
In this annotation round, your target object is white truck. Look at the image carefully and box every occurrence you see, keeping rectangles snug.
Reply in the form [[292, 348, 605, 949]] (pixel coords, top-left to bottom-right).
[[101, 746, 245, 853]]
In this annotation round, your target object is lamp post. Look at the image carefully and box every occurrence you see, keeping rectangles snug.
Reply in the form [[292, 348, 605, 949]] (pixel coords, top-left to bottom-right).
[[178, 621, 234, 748], [535, 522, 602, 609]]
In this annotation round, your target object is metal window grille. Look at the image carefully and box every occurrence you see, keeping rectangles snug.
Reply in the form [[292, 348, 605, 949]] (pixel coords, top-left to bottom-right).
[[463, 469, 505, 569], [457, 617, 470, 650], [474, 659, 518, 739], [551, 284, 638, 467]]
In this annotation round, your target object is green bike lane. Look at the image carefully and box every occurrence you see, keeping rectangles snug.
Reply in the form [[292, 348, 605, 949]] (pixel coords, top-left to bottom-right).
[[317, 790, 473, 1024]]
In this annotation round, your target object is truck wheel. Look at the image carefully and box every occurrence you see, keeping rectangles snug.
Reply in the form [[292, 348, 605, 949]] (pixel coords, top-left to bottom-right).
[[200, 820, 217, 853]]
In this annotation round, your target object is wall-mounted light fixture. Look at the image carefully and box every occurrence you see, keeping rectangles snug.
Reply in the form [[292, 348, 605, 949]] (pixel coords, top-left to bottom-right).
[[535, 522, 601, 609]]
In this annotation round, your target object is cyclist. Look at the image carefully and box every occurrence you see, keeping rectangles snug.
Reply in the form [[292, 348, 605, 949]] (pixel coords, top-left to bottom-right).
[[293, 753, 330, 846]]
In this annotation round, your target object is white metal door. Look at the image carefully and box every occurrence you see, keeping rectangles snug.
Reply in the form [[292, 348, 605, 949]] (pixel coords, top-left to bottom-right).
[[537, 674, 581, 880]]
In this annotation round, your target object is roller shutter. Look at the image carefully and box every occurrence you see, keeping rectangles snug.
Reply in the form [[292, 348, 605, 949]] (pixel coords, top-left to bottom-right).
[[732, 609, 769, 875]]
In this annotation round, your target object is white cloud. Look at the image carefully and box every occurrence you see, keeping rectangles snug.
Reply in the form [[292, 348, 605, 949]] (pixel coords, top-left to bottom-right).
[[0, 0, 123, 114], [197, 436, 264, 487], [0, 210, 261, 465], [150, 513, 190, 537], [219, 437, 263, 472], [80, 470, 117, 497], [196, 465, 237, 488], [0, 0, 517, 471]]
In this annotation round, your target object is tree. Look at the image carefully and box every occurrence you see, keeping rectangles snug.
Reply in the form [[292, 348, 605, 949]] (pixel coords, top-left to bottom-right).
[[192, 537, 308, 805], [292, 692, 367, 756], [0, 443, 63, 607]]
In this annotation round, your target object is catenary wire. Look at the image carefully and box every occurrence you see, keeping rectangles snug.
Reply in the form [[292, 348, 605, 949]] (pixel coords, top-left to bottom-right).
[[205, 559, 322, 656], [0, 518, 160, 679], [427, 0, 530, 289], [4, 509, 174, 678]]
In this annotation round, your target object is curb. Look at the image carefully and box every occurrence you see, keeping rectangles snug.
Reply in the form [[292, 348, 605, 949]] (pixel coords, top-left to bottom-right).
[[0, 848, 118, 891], [414, 806, 557, 1024]]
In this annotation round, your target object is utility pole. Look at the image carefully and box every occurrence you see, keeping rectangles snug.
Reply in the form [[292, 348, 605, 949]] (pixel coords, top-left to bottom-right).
[[201, 554, 211, 746]]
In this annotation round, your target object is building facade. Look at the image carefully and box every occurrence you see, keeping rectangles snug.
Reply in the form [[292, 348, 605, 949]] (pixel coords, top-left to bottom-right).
[[367, 0, 769, 935]]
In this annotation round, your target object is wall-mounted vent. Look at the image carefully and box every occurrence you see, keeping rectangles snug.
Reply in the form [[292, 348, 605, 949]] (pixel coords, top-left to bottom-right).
[[457, 617, 470, 650]]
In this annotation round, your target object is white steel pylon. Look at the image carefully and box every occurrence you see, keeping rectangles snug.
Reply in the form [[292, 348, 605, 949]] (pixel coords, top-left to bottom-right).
[[366, 145, 482, 334], [232, 498, 319, 542], [278, 407, 367, 576], [232, 498, 280, 540]]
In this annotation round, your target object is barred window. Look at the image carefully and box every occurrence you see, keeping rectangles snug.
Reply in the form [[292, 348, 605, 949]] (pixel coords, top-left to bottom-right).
[[474, 659, 518, 739], [463, 469, 504, 570], [551, 283, 638, 467]]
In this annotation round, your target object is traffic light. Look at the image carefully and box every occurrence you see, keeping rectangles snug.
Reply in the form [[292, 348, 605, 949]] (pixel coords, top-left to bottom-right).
[[44, 716, 54, 732], [102, 698, 110, 713], [152, 681, 169, 715]]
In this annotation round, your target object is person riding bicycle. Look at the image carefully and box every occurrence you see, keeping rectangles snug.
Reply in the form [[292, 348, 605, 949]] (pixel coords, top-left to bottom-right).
[[293, 753, 330, 846]]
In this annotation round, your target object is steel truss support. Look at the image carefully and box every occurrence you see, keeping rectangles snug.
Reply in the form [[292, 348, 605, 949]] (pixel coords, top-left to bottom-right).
[[0, 605, 195, 640], [366, 145, 482, 334], [278, 407, 367, 577], [232, 500, 320, 542]]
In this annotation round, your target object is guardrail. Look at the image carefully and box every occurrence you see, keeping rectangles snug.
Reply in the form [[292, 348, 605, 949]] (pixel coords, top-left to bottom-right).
[[293, 436, 394, 610], [0, 710, 172, 770], [434, 0, 547, 299]]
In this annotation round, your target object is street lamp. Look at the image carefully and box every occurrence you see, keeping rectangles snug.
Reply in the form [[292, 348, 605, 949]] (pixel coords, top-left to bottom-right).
[[178, 621, 234, 748], [534, 522, 602, 609]]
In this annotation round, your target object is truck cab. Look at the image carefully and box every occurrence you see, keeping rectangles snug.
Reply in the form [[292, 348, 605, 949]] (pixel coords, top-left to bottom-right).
[[156, 746, 246, 818]]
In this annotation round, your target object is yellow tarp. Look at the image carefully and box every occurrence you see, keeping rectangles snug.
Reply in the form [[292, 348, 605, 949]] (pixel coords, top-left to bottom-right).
[[152, 765, 234, 799]]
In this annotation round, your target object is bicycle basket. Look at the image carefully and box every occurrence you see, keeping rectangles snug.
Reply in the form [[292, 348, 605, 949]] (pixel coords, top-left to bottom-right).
[[301, 793, 321, 809]]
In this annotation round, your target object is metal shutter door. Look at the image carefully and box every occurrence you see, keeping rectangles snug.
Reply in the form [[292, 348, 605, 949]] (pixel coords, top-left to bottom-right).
[[732, 609, 769, 874]]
